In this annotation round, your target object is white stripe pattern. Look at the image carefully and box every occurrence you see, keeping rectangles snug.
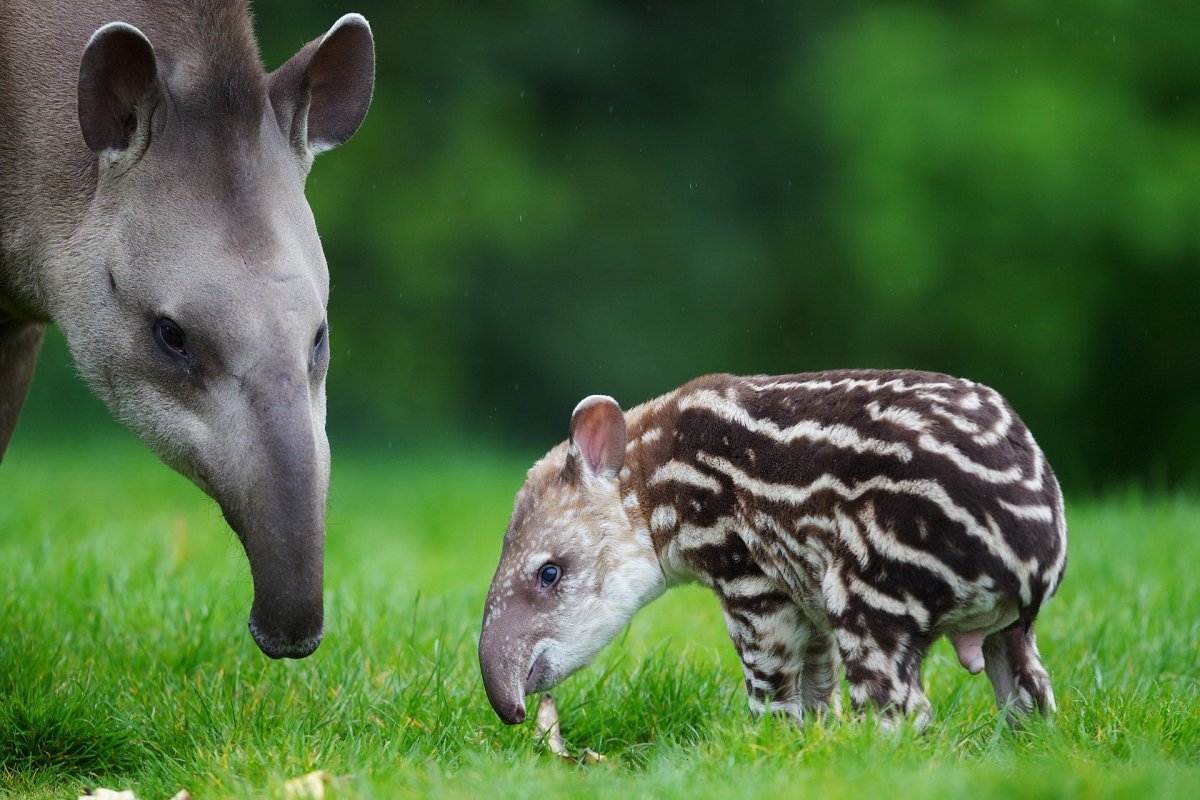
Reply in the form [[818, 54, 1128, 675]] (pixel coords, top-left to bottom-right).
[[681, 389, 914, 462]]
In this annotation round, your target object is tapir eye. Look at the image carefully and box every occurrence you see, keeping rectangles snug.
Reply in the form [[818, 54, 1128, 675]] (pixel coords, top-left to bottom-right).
[[312, 322, 328, 362], [154, 318, 189, 360], [538, 563, 561, 589]]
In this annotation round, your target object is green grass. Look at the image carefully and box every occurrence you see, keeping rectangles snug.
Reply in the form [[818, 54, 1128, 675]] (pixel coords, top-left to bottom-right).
[[1, 435, 1198, 799]]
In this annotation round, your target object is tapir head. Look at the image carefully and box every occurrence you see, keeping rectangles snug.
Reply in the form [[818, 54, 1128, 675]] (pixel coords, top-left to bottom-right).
[[478, 397, 666, 724], [59, 14, 375, 658]]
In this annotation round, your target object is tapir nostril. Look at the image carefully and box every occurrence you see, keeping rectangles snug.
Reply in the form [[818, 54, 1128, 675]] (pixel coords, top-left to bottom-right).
[[510, 703, 526, 725]]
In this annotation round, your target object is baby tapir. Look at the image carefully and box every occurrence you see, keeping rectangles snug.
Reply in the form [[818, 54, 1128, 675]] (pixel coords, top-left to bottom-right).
[[478, 370, 1067, 727]]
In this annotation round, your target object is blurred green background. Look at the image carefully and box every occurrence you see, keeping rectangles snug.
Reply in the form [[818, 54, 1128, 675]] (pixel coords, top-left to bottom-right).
[[16, 0, 1200, 490]]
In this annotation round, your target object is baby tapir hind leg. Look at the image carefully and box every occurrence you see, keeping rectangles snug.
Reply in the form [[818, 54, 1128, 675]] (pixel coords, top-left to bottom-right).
[[983, 623, 1056, 720]]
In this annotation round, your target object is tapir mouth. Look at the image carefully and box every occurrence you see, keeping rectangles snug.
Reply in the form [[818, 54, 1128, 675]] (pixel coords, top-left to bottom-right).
[[248, 617, 323, 659], [526, 650, 552, 695]]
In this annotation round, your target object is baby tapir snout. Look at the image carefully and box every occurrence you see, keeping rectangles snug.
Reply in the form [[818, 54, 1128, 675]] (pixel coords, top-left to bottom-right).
[[477, 609, 537, 724]]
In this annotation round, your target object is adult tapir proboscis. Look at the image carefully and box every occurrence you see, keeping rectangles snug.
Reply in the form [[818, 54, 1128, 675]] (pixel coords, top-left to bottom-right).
[[0, 1, 375, 658]]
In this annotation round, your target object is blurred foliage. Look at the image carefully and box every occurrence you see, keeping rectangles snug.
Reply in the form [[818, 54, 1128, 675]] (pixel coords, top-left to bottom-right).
[[19, 0, 1200, 489]]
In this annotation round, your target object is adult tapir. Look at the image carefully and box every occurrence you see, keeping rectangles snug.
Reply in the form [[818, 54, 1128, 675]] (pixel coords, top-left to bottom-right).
[[0, 1, 375, 658]]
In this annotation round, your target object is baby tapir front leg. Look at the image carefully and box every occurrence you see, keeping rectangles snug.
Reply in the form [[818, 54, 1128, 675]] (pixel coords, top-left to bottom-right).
[[706, 534, 839, 719], [830, 613, 935, 728]]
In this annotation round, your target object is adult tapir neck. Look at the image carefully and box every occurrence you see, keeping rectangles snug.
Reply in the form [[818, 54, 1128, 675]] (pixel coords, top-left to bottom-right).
[[0, 0, 266, 321]]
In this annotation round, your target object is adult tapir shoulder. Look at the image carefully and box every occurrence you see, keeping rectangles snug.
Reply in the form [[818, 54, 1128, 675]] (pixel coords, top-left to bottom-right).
[[0, 0, 375, 659]]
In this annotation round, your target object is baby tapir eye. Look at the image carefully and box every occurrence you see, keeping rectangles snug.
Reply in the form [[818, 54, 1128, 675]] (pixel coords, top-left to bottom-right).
[[154, 317, 189, 361], [538, 563, 561, 589]]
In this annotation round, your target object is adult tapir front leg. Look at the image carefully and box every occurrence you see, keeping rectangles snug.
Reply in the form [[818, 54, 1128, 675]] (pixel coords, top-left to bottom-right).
[[0, 320, 45, 462]]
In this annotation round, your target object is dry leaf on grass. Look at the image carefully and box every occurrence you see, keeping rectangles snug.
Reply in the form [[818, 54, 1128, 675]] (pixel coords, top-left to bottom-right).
[[533, 693, 608, 765], [283, 769, 335, 799], [581, 747, 607, 764], [78, 790, 189, 800]]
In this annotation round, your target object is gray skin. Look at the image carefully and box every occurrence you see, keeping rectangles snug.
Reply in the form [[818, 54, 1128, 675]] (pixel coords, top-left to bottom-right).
[[0, 1, 375, 658]]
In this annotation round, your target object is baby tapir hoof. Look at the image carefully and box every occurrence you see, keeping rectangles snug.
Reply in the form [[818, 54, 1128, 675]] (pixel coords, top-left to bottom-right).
[[478, 371, 1067, 728]]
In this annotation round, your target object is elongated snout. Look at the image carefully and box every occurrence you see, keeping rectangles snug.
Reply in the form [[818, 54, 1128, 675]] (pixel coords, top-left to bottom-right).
[[218, 365, 329, 659], [478, 619, 531, 724], [478, 608, 561, 725]]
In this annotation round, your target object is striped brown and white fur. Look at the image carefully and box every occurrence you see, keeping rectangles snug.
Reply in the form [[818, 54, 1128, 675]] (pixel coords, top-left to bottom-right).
[[477, 370, 1067, 728]]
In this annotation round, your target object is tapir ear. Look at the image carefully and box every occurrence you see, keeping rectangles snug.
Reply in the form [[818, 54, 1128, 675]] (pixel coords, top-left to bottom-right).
[[567, 395, 627, 481], [268, 13, 375, 162], [78, 22, 160, 155]]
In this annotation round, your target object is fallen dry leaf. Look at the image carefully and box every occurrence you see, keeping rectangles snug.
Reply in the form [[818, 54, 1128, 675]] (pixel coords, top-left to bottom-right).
[[581, 747, 608, 764], [284, 769, 334, 799], [79, 788, 190, 800], [533, 693, 608, 765]]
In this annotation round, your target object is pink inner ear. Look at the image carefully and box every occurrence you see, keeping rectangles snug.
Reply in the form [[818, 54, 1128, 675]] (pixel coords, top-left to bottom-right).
[[575, 416, 612, 476], [570, 397, 626, 478]]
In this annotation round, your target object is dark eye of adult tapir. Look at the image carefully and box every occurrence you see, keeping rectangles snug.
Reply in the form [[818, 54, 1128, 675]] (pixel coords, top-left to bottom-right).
[[313, 322, 327, 363], [538, 563, 561, 588], [154, 318, 189, 360]]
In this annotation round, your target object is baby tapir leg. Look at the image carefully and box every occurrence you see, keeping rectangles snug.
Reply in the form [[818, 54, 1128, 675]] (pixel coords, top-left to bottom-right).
[[834, 617, 934, 730], [983, 623, 1056, 720], [708, 532, 836, 719], [798, 629, 840, 716], [718, 586, 815, 720]]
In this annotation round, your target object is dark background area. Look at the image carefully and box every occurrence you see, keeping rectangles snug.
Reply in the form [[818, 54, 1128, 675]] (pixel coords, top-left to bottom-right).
[[18, 0, 1200, 491]]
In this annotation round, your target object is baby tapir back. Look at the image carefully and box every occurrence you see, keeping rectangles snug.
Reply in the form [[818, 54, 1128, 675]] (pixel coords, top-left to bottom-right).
[[479, 370, 1067, 727]]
